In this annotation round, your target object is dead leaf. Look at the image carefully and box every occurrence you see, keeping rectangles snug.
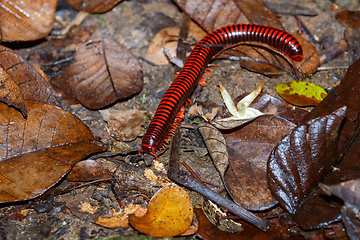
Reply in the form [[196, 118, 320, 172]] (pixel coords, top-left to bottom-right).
[[95, 204, 143, 228], [267, 107, 346, 213], [276, 80, 328, 106], [66, 39, 143, 109], [100, 109, 147, 141], [65, 0, 123, 13], [0, 100, 104, 203], [66, 159, 112, 182], [129, 183, 193, 237], [0, 0, 57, 41], [0, 44, 60, 115], [320, 179, 360, 208], [173, 0, 319, 78], [336, 10, 360, 28]]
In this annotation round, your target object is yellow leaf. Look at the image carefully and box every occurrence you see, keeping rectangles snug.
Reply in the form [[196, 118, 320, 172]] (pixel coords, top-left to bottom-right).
[[129, 183, 193, 237], [276, 80, 327, 106]]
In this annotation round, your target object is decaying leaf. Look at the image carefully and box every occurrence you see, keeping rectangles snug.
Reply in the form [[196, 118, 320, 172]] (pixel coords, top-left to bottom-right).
[[267, 107, 346, 213], [0, 44, 60, 115], [0, 66, 26, 116], [66, 39, 143, 109], [129, 183, 193, 237], [173, 0, 319, 78], [66, 159, 112, 182], [276, 80, 328, 106], [65, 0, 123, 13], [0, 0, 57, 41], [100, 109, 148, 141], [0, 100, 104, 203]]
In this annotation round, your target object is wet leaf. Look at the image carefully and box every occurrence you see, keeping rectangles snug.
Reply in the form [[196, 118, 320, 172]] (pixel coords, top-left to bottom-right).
[[173, 0, 319, 78], [276, 80, 328, 106], [267, 107, 346, 213], [0, 0, 57, 41], [129, 183, 193, 237], [100, 109, 148, 141], [65, 0, 123, 13], [0, 44, 60, 114], [223, 115, 295, 210], [66, 160, 112, 182], [66, 39, 143, 109], [0, 100, 104, 203]]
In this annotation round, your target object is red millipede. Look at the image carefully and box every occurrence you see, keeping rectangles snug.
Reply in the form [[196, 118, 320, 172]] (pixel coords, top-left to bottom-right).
[[142, 24, 303, 157]]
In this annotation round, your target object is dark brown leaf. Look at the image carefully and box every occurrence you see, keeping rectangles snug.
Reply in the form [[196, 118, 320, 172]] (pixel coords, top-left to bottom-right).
[[66, 160, 112, 182], [267, 107, 346, 213], [223, 115, 295, 211], [0, 44, 60, 112], [66, 39, 143, 109], [0, 101, 104, 203], [65, 0, 123, 13], [173, 0, 319, 78], [336, 10, 360, 29], [0, 0, 57, 41]]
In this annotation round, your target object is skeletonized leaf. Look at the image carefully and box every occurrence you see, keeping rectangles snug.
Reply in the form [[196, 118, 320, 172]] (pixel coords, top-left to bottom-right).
[[0, 100, 104, 203], [0, 0, 57, 41], [276, 80, 328, 106], [267, 107, 346, 213], [65, 0, 122, 13], [67, 39, 143, 109], [129, 183, 193, 237], [0, 44, 60, 114]]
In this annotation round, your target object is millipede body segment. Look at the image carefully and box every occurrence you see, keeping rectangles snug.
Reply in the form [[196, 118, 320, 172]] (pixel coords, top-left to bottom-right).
[[142, 24, 303, 156]]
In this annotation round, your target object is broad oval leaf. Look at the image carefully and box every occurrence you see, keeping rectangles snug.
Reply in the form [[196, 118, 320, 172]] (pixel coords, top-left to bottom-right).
[[129, 183, 193, 237], [276, 80, 328, 106], [267, 107, 346, 213], [0, 44, 60, 114], [67, 39, 143, 109], [0, 100, 104, 203], [65, 0, 122, 13], [0, 0, 57, 41]]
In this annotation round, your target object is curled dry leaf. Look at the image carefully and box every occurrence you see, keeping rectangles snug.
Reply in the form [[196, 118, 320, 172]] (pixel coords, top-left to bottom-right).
[[66, 159, 112, 182], [173, 0, 319, 78], [0, 45, 60, 114], [65, 0, 122, 13], [223, 115, 296, 211], [0, 100, 104, 203], [129, 183, 193, 237], [267, 107, 346, 213], [67, 39, 143, 109], [100, 109, 148, 141], [0, 0, 57, 41]]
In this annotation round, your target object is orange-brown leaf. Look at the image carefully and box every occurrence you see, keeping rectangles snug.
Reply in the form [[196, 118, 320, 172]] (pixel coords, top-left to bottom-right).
[[65, 0, 122, 13], [129, 183, 193, 237], [0, 100, 104, 203], [67, 39, 143, 109], [0, 0, 57, 41]]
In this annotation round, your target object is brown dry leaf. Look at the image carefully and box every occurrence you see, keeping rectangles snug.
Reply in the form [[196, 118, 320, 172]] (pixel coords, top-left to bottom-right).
[[223, 115, 295, 211], [336, 10, 360, 29], [0, 0, 57, 41], [0, 44, 60, 114], [173, 0, 319, 78], [0, 66, 26, 116], [66, 159, 112, 182], [100, 109, 148, 141], [65, 0, 122, 13], [129, 183, 193, 237], [0, 100, 104, 203], [66, 39, 143, 109], [146, 22, 207, 65]]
